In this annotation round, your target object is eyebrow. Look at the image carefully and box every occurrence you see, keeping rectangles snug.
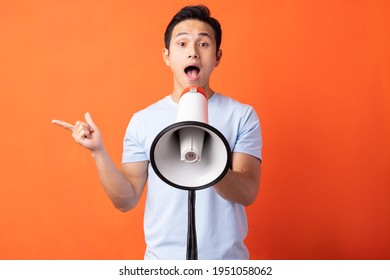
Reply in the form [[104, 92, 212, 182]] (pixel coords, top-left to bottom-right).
[[175, 32, 212, 39]]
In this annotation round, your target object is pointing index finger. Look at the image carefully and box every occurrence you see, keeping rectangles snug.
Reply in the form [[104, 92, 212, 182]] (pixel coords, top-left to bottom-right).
[[51, 120, 75, 132]]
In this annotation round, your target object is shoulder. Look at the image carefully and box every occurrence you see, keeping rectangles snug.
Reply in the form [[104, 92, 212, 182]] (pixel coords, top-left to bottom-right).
[[212, 93, 253, 108], [125, 95, 176, 138], [134, 95, 174, 118], [128, 95, 175, 127], [211, 93, 258, 119]]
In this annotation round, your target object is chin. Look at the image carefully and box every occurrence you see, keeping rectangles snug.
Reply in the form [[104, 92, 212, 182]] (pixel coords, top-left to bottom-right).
[[187, 79, 205, 86]]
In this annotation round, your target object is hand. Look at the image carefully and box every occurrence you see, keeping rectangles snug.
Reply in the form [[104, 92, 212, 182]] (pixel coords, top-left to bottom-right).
[[52, 112, 103, 152]]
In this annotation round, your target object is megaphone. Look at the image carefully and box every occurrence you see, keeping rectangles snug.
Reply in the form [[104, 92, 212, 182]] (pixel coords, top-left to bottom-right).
[[150, 86, 231, 260], [150, 86, 231, 191]]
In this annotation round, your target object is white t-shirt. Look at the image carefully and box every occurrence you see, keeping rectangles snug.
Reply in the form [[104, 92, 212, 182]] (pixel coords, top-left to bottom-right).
[[122, 93, 262, 259]]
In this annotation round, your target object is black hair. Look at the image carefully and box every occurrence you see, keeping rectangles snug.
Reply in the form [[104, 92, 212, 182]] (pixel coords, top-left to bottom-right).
[[164, 5, 222, 54]]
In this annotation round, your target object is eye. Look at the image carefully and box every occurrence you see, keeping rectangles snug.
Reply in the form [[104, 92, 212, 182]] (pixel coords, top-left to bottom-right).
[[199, 42, 209, 47], [178, 41, 186, 47]]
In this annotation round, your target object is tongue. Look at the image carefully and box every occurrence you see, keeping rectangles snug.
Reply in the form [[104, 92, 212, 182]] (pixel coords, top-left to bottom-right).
[[186, 68, 199, 80]]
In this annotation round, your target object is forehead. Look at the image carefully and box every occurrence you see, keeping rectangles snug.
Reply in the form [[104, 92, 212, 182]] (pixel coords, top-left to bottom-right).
[[171, 19, 215, 40]]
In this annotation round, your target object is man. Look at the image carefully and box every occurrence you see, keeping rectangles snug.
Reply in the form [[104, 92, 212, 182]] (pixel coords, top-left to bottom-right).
[[53, 5, 262, 259]]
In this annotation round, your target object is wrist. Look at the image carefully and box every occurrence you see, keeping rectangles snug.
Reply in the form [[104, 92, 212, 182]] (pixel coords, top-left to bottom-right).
[[91, 145, 107, 159]]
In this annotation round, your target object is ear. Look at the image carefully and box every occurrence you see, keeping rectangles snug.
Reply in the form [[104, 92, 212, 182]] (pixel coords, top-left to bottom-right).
[[216, 49, 222, 66], [162, 48, 170, 66]]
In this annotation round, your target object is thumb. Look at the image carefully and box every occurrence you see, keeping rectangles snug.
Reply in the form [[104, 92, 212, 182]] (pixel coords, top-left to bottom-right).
[[84, 112, 97, 130]]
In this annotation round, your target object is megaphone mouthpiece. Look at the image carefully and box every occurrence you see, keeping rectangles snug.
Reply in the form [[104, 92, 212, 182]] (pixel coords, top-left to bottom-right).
[[181, 86, 207, 98]]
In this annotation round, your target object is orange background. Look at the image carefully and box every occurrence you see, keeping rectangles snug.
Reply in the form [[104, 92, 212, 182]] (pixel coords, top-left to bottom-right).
[[1, 0, 389, 259]]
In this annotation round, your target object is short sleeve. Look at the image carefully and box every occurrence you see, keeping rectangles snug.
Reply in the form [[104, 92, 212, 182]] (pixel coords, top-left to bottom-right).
[[122, 113, 149, 163], [233, 106, 263, 162]]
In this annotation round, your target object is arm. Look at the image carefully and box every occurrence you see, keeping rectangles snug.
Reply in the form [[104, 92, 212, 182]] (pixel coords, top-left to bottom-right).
[[52, 113, 148, 212], [213, 152, 261, 206], [91, 147, 148, 212]]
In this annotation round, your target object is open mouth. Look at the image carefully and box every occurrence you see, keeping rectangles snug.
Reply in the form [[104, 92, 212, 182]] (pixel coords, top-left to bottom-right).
[[185, 66, 200, 80]]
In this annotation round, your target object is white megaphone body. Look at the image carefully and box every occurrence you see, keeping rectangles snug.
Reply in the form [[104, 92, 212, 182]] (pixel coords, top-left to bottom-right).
[[150, 86, 231, 190]]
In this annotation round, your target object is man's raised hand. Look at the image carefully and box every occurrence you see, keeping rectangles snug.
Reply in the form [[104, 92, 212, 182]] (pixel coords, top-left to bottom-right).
[[52, 112, 103, 152]]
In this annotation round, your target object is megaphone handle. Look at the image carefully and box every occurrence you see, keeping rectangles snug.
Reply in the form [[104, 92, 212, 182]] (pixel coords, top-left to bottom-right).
[[186, 190, 198, 260]]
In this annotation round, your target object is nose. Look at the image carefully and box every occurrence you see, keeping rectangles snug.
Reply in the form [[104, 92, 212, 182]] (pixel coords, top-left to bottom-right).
[[187, 44, 199, 59], [188, 53, 199, 59]]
